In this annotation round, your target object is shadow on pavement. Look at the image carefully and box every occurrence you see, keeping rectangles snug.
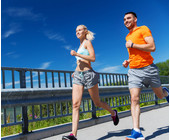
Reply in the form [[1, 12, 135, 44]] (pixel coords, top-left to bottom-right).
[[97, 126, 169, 140], [97, 128, 145, 140], [145, 126, 169, 140]]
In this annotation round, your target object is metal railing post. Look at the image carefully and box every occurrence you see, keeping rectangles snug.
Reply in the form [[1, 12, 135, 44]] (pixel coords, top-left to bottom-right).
[[154, 94, 159, 105], [92, 101, 97, 119], [19, 69, 29, 134]]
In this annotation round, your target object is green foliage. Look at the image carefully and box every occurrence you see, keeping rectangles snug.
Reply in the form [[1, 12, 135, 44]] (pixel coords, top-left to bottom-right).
[[156, 59, 169, 76]]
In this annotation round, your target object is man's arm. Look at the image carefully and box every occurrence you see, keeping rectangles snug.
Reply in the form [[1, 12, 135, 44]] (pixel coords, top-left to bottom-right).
[[126, 36, 156, 52], [122, 59, 130, 68]]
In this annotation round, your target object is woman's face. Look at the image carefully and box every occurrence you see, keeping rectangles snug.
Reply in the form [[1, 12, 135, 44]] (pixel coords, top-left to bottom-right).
[[76, 26, 87, 39]]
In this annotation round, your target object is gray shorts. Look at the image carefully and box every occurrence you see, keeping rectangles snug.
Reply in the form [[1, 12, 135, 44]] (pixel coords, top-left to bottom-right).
[[128, 63, 161, 89], [73, 69, 100, 89]]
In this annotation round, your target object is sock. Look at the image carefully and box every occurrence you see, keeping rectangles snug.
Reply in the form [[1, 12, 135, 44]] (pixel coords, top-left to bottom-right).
[[134, 128, 141, 133]]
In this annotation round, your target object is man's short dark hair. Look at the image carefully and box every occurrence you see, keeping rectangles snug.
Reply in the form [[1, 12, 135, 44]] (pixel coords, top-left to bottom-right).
[[125, 12, 137, 18]]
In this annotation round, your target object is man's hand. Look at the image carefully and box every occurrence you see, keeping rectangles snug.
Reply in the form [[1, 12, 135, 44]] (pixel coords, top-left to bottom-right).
[[126, 40, 133, 48], [122, 60, 129, 68], [71, 73, 74, 78]]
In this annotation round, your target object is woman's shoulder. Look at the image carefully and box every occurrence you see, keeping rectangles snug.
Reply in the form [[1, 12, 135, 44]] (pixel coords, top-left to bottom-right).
[[85, 40, 92, 46]]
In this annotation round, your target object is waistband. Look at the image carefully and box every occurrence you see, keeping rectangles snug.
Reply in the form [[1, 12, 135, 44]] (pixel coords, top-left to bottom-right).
[[133, 63, 155, 70], [74, 69, 94, 74]]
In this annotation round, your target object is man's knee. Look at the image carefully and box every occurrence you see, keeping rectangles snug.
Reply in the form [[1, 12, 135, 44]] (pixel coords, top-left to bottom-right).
[[131, 95, 140, 104], [130, 88, 141, 104], [72, 102, 81, 110], [152, 87, 164, 99]]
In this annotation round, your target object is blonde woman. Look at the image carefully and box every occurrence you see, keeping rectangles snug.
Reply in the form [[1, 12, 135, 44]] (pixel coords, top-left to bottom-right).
[[62, 25, 119, 140]]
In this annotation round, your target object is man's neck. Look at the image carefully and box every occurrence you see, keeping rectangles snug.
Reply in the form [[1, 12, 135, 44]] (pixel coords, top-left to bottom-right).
[[129, 25, 138, 32]]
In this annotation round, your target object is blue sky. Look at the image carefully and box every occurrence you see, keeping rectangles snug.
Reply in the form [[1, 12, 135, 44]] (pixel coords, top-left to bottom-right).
[[2, 0, 169, 74]]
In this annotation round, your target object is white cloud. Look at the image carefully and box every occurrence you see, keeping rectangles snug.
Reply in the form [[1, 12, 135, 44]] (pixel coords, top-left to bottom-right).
[[2, 7, 46, 38], [3, 30, 15, 38], [5, 51, 20, 58], [99, 65, 122, 73], [5, 7, 43, 21], [2, 23, 21, 38], [5, 52, 15, 56], [63, 45, 72, 51], [39, 62, 52, 69], [45, 31, 66, 43]]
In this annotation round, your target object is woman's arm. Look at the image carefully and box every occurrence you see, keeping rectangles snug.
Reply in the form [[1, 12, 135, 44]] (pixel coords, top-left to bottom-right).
[[70, 40, 96, 62]]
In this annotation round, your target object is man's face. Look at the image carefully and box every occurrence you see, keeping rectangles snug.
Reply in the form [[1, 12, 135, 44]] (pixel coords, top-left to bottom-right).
[[124, 13, 137, 30]]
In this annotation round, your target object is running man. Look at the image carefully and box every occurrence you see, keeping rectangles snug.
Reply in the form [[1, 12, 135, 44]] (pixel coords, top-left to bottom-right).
[[123, 12, 169, 140]]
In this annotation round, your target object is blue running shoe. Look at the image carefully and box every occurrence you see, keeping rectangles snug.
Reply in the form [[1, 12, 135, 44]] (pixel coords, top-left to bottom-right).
[[126, 129, 145, 140], [163, 87, 169, 103]]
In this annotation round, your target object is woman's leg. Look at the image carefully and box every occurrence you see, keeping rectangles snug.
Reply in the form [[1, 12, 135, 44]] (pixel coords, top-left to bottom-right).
[[72, 84, 84, 136], [88, 84, 115, 116]]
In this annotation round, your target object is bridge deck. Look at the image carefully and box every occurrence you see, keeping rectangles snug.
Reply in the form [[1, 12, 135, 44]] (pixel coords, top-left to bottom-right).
[[42, 106, 169, 140]]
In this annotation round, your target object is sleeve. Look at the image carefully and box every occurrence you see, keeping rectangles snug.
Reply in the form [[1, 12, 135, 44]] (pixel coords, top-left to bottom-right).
[[141, 26, 152, 38]]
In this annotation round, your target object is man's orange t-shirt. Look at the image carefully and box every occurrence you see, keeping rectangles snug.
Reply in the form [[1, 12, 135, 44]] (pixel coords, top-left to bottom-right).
[[126, 26, 154, 69]]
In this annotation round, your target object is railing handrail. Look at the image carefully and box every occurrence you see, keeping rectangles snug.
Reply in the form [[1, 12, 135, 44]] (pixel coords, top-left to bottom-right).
[[1, 66, 169, 90], [1, 66, 129, 75], [1, 85, 130, 107], [2, 66, 74, 73], [2, 84, 169, 108]]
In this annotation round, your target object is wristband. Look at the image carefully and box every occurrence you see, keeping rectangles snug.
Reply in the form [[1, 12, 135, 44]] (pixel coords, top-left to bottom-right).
[[131, 43, 134, 48]]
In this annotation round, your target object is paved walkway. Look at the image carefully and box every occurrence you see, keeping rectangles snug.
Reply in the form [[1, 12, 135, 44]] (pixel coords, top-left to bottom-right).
[[42, 106, 169, 140]]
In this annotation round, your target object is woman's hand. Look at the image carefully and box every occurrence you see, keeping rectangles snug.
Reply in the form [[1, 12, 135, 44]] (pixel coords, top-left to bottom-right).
[[70, 50, 77, 56]]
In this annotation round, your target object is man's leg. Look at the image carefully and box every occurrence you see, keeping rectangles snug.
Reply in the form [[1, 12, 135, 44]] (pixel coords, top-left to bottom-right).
[[126, 88, 145, 140], [152, 86, 169, 103], [129, 88, 141, 129]]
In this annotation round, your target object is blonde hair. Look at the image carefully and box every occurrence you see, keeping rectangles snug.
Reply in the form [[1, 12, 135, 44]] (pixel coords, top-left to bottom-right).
[[78, 25, 95, 41]]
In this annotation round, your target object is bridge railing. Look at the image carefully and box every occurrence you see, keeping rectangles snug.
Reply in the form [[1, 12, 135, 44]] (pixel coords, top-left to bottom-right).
[[1, 67, 169, 137], [1, 67, 130, 89]]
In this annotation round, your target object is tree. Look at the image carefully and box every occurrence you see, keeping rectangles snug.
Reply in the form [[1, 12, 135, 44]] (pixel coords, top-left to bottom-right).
[[156, 60, 169, 76]]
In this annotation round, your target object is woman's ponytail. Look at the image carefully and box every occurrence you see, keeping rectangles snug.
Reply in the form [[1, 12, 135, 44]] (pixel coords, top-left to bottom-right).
[[86, 30, 95, 41]]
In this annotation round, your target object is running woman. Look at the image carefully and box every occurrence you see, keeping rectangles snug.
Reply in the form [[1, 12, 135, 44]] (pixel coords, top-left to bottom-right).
[[123, 12, 169, 140], [62, 25, 119, 140]]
